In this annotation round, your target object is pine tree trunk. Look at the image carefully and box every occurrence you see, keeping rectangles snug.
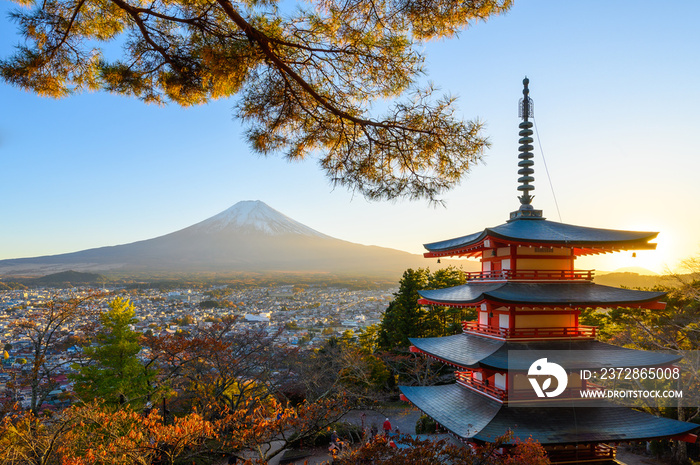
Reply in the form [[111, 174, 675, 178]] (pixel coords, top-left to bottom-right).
[[673, 408, 688, 464], [672, 440, 687, 464]]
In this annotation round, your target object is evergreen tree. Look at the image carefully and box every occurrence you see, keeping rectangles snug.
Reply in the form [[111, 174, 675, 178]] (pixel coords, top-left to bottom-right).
[[0, 0, 513, 201], [378, 268, 429, 350], [425, 267, 469, 336], [377, 267, 468, 350], [72, 297, 153, 407]]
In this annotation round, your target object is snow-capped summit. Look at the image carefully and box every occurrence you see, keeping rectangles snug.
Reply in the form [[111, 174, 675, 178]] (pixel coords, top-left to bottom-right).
[[187, 200, 328, 237], [0, 200, 473, 277]]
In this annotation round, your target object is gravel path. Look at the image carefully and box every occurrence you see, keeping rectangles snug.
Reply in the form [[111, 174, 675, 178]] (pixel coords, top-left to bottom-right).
[[616, 447, 668, 465]]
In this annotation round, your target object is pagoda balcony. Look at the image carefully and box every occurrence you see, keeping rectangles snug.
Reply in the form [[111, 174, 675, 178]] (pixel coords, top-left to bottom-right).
[[464, 269, 594, 281], [455, 371, 507, 402], [508, 381, 607, 403], [462, 321, 597, 340], [456, 372, 607, 404], [546, 443, 616, 463]]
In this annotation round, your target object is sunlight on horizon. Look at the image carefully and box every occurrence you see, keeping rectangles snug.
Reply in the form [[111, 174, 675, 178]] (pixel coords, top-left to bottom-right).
[[1, 1, 698, 279]]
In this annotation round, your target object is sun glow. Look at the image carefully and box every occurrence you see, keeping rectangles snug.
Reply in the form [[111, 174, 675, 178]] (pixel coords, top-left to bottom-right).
[[577, 233, 673, 275]]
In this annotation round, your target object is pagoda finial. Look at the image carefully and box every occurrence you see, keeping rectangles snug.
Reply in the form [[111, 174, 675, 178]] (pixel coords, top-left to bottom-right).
[[510, 77, 544, 221]]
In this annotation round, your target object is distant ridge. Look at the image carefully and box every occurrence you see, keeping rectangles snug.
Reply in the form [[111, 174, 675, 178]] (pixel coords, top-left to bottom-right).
[[29, 270, 106, 287], [0, 201, 477, 278], [594, 271, 669, 289], [610, 266, 659, 276]]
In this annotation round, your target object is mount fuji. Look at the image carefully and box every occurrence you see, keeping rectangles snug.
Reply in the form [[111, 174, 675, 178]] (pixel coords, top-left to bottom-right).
[[185, 201, 330, 237], [0, 201, 463, 277]]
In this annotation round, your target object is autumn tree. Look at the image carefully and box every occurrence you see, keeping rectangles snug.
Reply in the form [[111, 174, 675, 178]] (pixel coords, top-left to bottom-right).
[[669, 255, 700, 301], [0, 401, 223, 465], [8, 292, 103, 415], [58, 404, 220, 465], [0, 0, 513, 201], [142, 317, 293, 417], [71, 297, 155, 407], [334, 431, 549, 465], [0, 409, 69, 465], [222, 396, 353, 463], [580, 255, 700, 463], [288, 334, 392, 404], [625, 299, 700, 462], [0, 397, 355, 465], [357, 323, 381, 354]]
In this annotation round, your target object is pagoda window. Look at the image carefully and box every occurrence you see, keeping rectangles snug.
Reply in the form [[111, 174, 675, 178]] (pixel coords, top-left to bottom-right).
[[479, 311, 489, 327], [494, 373, 506, 390], [515, 313, 576, 328], [513, 373, 530, 390], [498, 313, 510, 329], [501, 258, 511, 270], [517, 258, 570, 271], [568, 372, 583, 389]]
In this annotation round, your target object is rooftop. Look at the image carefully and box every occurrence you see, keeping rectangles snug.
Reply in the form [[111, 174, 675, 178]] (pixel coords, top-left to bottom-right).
[[408, 334, 681, 370], [417, 282, 666, 309], [400, 384, 697, 444], [424, 218, 659, 258]]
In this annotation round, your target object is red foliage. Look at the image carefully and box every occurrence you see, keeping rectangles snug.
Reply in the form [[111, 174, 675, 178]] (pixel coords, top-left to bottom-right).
[[333, 431, 549, 465]]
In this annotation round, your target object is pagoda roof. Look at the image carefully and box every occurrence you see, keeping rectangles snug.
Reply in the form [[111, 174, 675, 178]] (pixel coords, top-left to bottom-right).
[[399, 384, 697, 444], [418, 282, 666, 308], [423, 218, 658, 257], [409, 333, 503, 368], [409, 334, 681, 370]]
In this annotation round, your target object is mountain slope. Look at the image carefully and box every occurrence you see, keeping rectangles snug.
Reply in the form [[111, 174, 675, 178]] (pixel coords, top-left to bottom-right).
[[0, 201, 476, 277]]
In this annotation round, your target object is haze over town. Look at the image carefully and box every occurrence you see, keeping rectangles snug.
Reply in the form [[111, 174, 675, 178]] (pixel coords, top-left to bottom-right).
[[1, 0, 699, 274]]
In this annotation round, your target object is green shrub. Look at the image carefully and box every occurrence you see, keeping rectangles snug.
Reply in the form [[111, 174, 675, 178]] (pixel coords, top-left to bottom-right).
[[313, 421, 363, 446], [415, 414, 437, 434]]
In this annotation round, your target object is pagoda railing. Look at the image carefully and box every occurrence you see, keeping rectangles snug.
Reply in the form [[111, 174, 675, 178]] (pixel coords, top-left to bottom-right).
[[547, 443, 615, 463], [464, 269, 594, 281], [462, 321, 597, 339], [455, 371, 507, 401], [508, 382, 607, 402], [456, 372, 606, 403]]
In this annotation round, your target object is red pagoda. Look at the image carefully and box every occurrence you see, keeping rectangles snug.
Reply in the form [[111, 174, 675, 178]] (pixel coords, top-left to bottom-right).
[[399, 78, 698, 464]]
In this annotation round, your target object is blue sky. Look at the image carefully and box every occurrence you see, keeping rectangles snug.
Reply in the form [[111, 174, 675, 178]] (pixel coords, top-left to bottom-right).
[[1, 0, 699, 274]]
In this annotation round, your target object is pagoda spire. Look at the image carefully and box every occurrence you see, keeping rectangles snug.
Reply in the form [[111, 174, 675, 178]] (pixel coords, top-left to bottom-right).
[[510, 77, 544, 221]]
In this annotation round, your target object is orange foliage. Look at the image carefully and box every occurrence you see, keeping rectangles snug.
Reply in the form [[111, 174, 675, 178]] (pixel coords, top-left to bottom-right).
[[0, 395, 352, 465], [334, 431, 549, 465], [56, 405, 219, 465]]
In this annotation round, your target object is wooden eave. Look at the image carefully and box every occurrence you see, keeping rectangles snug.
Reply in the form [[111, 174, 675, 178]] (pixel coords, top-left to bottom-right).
[[418, 297, 666, 311], [424, 237, 657, 259]]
